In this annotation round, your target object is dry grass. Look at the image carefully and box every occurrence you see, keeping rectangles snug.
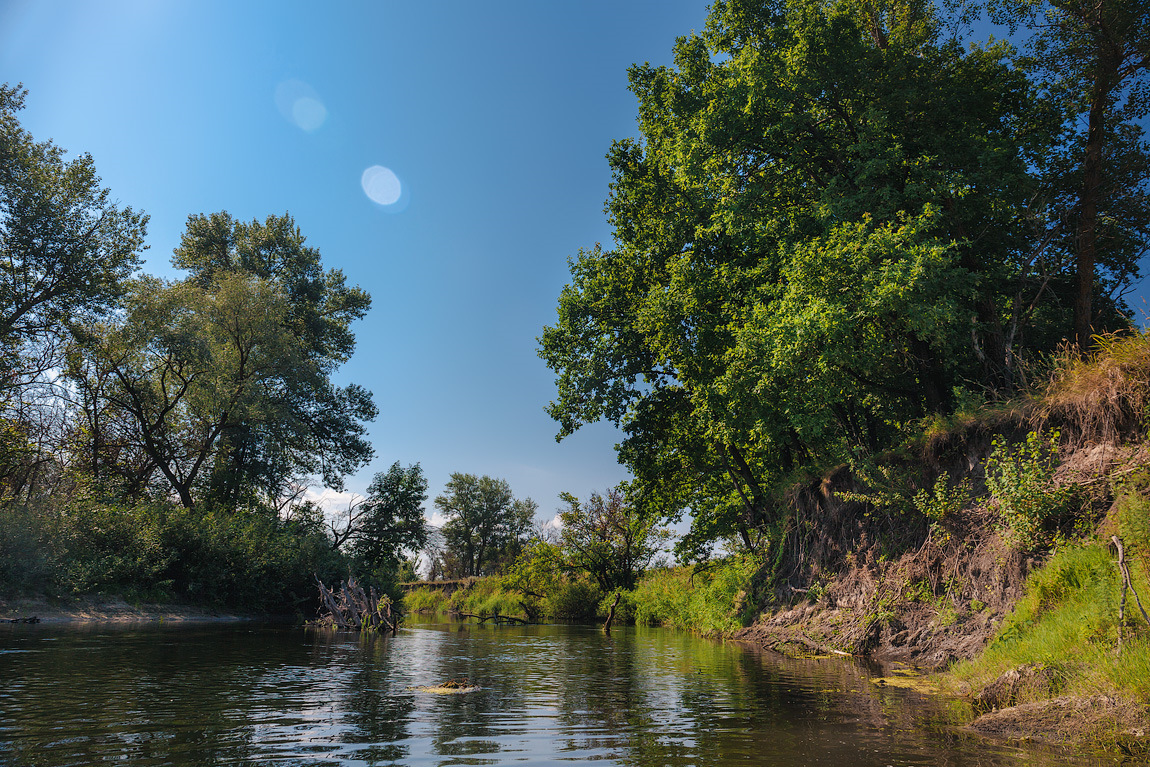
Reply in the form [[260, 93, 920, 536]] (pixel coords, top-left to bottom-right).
[[1039, 332, 1150, 446]]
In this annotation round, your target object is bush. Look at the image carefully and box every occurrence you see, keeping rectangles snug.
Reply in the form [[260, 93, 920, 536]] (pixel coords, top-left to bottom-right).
[[0, 503, 57, 595], [545, 579, 602, 621], [985, 430, 1074, 551]]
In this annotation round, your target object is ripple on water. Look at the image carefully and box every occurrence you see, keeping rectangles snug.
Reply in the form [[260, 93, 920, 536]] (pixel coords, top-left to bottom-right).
[[0, 622, 1109, 767]]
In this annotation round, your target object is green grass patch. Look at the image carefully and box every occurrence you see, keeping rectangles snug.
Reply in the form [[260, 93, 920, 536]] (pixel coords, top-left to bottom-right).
[[631, 554, 760, 637], [946, 538, 1150, 703]]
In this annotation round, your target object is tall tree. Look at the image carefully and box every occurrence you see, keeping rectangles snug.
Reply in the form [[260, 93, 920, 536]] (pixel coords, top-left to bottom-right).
[[336, 462, 428, 580], [69, 213, 375, 510], [540, 0, 1045, 557], [558, 485, 670, 592], [434, 473, 536, 577], [990, 0, 1150, 351]]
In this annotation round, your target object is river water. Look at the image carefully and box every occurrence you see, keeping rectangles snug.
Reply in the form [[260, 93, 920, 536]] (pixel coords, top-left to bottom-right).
[[0, 619, 1117, 766]]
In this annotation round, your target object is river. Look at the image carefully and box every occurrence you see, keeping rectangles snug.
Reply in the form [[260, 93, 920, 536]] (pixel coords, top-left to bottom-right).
[[0, 619, 1116, 766]]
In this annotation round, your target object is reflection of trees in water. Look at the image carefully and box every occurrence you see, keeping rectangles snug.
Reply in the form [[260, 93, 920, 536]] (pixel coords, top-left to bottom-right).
[[329, 632, 415, 763], [0, 626, 310, 765], [2, 622, 1072, 767]]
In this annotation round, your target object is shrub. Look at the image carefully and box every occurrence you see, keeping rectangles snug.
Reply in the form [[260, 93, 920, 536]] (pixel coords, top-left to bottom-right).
[[545, 579, 601, 621], [985, 430, 1073, 551]]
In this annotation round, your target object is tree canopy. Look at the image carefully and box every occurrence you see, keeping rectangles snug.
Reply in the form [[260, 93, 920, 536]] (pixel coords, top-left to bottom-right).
[[434, 473, 536, 577], [539, 0, 1148, 558], [66, 212, 376, 511], [0, 84, 147, 384]]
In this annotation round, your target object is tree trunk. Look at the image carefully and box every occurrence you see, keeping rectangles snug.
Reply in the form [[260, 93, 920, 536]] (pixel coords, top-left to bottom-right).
[[1075, 39, 1119, 353]]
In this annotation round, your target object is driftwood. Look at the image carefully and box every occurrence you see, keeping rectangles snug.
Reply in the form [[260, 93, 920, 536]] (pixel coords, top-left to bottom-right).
[[311, 575, 398, 635], [450, 609, 532, 625]]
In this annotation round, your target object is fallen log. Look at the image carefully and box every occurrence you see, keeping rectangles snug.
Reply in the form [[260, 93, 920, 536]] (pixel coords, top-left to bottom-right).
[[452, 610, 532, 625]]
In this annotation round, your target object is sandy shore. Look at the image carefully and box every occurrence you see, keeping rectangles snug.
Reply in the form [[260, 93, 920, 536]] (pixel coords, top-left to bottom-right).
[[0, 596, 260, 623]]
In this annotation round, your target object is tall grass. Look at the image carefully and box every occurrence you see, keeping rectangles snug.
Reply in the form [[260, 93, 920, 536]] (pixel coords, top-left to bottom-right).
[[1041, 330, 1150, 444], [946, 534, 1150, 703], [631, 554, 761, 637]]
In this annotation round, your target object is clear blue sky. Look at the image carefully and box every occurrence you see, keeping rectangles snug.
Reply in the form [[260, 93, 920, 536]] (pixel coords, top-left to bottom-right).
[[4, 1, 1148, 525], [0, 0, 711, 521]]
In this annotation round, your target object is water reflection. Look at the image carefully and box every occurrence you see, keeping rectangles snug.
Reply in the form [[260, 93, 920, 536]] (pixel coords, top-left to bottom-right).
[[0, 620, 1110, 766]]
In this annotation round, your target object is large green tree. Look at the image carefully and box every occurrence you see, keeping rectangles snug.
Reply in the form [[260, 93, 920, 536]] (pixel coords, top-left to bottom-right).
[[434, 473, 536, 577], [0, 84, 147, 369], [558, 485, 671, 592], [69, 213, 375, 510], [540, 0, 1057, 557], [335, 462, 429, 580]]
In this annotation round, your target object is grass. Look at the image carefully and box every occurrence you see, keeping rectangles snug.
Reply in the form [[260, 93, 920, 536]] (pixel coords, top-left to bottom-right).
[[403, 577, 530, 619], [630, 554, 761, 637], [945, 537, 1150, 704], [1041, 330, 1150, 444]]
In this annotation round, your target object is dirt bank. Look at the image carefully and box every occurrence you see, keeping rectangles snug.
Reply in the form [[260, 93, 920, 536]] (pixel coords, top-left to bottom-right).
[[733, 437, 1150, 751]]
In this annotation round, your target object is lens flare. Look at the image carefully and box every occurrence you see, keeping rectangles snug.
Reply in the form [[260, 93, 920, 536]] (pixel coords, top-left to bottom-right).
[[361, 165, 402, 206], [275, 80, 327, 132]]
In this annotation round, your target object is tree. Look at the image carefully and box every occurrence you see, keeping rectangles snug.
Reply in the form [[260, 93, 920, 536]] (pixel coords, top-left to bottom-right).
[[558, 485, 670, 592], [68, 213, 376, 510], [434, 473, 536, 577], [335, 462, 428, 581], [540, 0, 1050, 557], [989, 0, 1150, 351], [0, 84, 147, 370]]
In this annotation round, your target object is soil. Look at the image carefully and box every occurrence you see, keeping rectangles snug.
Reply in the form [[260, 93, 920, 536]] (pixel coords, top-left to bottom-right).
[[734, 439, 1150, 752], [0, 595, 258, 623]]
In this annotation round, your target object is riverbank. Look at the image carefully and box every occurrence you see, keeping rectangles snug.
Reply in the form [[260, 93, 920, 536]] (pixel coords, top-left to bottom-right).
[[725, 335, 1150, 753], [0, 595, 259, 623]]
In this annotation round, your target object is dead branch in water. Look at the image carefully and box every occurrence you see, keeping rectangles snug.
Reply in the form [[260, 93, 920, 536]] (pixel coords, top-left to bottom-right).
[[450, 609, 532, 625], [311, 575, 398, 635]]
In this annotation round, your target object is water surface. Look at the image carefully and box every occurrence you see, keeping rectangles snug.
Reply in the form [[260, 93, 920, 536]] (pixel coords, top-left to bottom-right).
[[0, 620, 1114, 765]]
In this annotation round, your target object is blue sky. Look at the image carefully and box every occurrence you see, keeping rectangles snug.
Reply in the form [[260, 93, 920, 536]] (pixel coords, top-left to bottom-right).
[[0, 0, 710, 521], [4, 1, 1148, 526]]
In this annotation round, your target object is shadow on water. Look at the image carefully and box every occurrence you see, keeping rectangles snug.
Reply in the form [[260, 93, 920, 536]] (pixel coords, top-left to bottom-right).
[[0, 619, 1118, 766]]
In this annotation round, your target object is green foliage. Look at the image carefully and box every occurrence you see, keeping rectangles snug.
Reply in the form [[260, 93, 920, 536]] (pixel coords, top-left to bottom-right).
[[403, 585, 451, 614], [0, 492, 347, 612], [0, 83, 147, 364], [631, 555, 762, 636], [539, 0, 1058, 558], [342, 462, 428, 583], [67, 213, 376, 511], [1116, 476, 1150, 573], [558, 485, 671, 592], [444, 577, 523, 618], [985, 430, 1074, 551], [913, 471, 973, 522], [839, 459, 921, 518], [545, 580, 602, 622], [434, 474, 536, 577], [0, 503, 57, 594], [986, 0, 1150, 350]]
